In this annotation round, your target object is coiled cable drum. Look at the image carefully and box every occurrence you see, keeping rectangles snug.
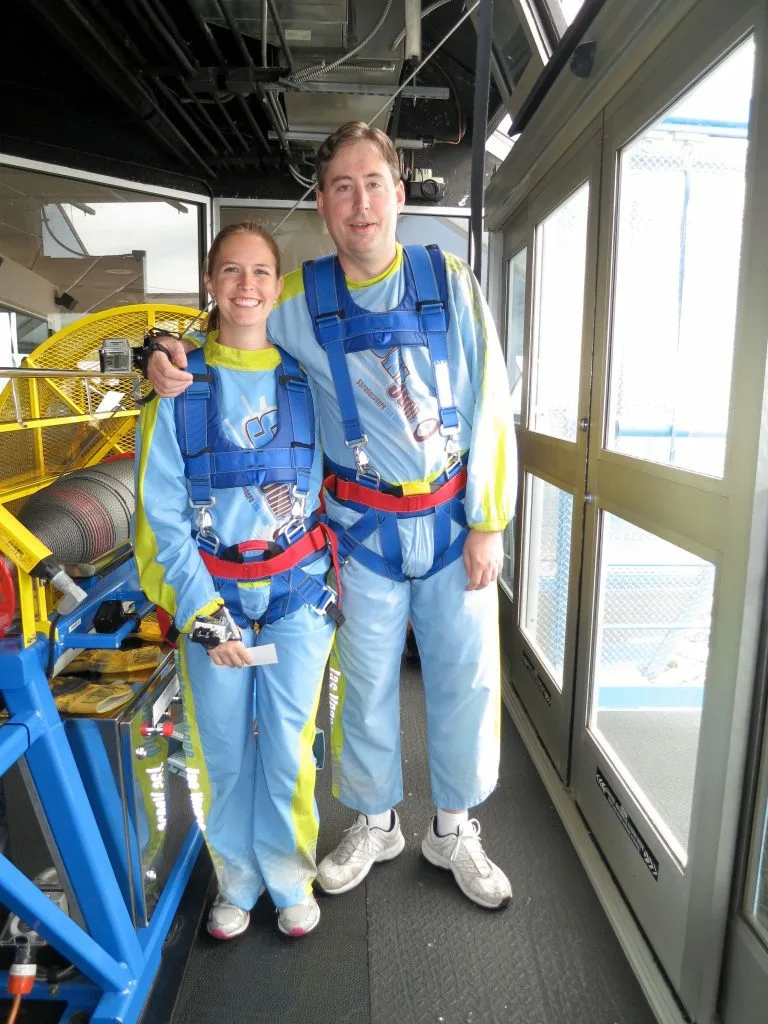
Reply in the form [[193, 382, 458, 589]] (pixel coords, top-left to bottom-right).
[[18, 457, 135, 567]]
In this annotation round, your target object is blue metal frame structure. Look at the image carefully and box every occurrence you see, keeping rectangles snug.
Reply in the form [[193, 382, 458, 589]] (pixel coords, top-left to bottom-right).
[[0, 558, 201, 1023]]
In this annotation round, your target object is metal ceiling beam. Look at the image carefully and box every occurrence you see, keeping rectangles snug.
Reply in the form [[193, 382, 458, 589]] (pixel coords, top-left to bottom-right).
[[129, 0, 198, 76], [470, 0, 493, 283], [213, 0, 273, 154], [268, 82, 449, 98], [265, 0, 296, 74], [267, 130, 429, 149], [25, 0, 215, 177]]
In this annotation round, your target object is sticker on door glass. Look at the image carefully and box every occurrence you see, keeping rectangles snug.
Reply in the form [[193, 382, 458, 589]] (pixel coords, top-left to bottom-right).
[[596, 768, 659, 879]]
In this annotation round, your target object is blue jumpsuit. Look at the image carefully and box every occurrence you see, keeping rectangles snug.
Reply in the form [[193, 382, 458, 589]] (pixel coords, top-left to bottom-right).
[[133, 335, 335, 911], [264, 244, 518, 816]]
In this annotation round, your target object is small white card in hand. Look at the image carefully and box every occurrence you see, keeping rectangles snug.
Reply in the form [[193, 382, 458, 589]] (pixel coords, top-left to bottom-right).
[[245, 643, 278, 666]]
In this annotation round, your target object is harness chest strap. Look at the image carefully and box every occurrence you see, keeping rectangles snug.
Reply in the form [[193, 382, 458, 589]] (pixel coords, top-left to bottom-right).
[[302, 244, 461, 475], [176, 346, 314, 513]]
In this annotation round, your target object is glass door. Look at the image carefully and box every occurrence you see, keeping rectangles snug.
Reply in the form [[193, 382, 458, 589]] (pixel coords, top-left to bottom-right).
[[571, 20, 758, 1020], [502, 130, 601, 780], [721, 723, 768, 1023]]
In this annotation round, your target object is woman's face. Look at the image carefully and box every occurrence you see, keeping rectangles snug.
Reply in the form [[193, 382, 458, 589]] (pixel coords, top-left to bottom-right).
[[204, 233, 283, 332]]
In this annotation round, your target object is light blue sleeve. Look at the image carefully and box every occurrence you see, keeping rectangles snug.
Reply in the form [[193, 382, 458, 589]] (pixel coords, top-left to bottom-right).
[[133, 398, 223, 632], [447, 257, 518, 531]]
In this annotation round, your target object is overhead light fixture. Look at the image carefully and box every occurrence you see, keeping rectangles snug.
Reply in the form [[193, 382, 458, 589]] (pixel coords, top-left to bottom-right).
[[54, 291, 78, 311]]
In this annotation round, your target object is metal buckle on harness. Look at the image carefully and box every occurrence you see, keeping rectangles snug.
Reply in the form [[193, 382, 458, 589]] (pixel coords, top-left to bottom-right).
[[278, 486, 308, 544], [190, 497, 215, 532], [280, 520, 309, 544], [289, 486, 307, 522], [346, 435, 381, 488], [275, 487, 311, 544], [190, 498, 220, 552], [278, 517, 307, 545], [312, 585, 338, 615], [441, 428, 462, 475]]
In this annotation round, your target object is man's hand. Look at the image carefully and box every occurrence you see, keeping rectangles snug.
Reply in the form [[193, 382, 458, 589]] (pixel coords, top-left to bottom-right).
[[207, 639, 255, 668], [462, 529, 505, 591], [147, 337, 195, 397]]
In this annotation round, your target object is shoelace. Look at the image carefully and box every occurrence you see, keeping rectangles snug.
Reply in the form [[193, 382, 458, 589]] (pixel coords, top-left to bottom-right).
[[336, 818, 379, 861], [447, 819, 493, 877]]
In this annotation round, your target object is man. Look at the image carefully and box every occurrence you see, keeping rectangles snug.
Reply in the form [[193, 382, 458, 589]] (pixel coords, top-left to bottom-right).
[[146, 121, 517, 910]]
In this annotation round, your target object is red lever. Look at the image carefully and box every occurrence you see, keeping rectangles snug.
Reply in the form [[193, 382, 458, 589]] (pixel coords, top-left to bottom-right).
[[0, 559, 16, 638], [139, 721, 175, 737]]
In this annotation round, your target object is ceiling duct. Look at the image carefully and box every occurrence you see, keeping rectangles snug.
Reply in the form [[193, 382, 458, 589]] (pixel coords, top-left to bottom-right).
[[193, 0, 349, 51], [190, 0, 405, 138]]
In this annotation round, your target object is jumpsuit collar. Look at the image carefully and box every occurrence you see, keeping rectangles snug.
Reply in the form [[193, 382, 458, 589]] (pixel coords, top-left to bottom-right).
[[203, 331, 281, 370], [346, 244, 403, 291]]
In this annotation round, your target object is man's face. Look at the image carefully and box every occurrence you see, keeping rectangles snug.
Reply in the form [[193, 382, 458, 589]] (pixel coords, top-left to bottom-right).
[[317, 140, 405, 279]]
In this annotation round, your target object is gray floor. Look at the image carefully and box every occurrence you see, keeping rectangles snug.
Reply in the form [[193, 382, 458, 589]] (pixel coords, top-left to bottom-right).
[[171, 659, 659, 1024]]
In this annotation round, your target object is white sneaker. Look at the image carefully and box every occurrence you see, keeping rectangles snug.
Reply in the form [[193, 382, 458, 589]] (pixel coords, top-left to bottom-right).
[[316, 811, 405, 894], [206, 893, 250, 939], [422, 817, 512, 909], [277, 895, 321, 937]]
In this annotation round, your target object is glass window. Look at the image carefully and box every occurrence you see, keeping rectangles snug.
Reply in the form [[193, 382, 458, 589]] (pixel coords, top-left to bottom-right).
[[491, 0, 534, 96], [0, 165, 203, 336], [506, 248, 528, 416], [219, 207, 334, 274], [589, 513, 715, 862], [559, 1, 585, 25], [220, 207, 474, 276], [746, 732, 768, 945], [519, 474, 573, 689], [606, 40, 754, 477], [501, 246, 525, 594], [398, 214, 475, 270], [529, 182, 589, 441]]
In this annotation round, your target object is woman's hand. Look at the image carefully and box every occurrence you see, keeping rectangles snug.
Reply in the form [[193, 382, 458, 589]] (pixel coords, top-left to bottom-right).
[[207, 639, 255, 669], [462, 529, 505, 591], [147, 337, 195, 397]]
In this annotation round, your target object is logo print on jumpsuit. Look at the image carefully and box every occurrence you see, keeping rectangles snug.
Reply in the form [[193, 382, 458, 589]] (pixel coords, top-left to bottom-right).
[[244, 406, 292, 523]]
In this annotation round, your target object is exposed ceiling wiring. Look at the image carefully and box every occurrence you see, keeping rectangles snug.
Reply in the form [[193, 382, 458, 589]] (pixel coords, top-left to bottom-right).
[[290, 0, 395, 83]]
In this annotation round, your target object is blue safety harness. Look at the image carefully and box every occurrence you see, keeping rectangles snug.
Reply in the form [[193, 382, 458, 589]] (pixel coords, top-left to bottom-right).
[[303, 244, 468, 582], [173, 346, 341, 626]]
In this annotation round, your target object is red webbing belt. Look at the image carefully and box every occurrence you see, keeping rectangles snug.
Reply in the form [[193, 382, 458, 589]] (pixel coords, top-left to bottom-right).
[[323, 466, 467, 514], [200, 522, 336, 582], [155, 523, 342, 646]]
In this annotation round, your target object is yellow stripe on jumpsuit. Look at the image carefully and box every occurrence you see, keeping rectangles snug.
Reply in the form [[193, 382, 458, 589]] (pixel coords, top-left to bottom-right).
[[133, 227, 337, 937]]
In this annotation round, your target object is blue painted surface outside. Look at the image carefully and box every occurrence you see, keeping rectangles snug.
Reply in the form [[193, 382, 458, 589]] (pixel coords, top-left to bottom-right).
[[596, 685, 704, 710]]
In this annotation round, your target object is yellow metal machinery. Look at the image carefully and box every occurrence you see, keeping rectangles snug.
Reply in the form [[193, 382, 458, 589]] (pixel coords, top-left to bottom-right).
[[0, 304, 199, 646]]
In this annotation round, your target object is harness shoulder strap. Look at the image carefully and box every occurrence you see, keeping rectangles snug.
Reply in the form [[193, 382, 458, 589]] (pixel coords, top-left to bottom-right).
[[174, 348, 214, 507], [404, 245, 458, 434], [303, 257, 367, 449], [275, 348, 314, 498], [302, 256, 345, 346]]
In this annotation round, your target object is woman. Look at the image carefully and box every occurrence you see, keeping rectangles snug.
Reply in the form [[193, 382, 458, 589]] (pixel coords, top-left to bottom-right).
[[133, 223, 338, 939]]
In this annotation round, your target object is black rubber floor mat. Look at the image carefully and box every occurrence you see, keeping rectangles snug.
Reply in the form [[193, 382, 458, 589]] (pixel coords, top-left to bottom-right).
[[362, 660, 659, 1024], [171, 657, 659, 1024]]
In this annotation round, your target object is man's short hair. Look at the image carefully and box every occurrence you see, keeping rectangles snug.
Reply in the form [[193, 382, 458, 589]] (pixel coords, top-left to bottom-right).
[[315, 122, 401, 191]]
